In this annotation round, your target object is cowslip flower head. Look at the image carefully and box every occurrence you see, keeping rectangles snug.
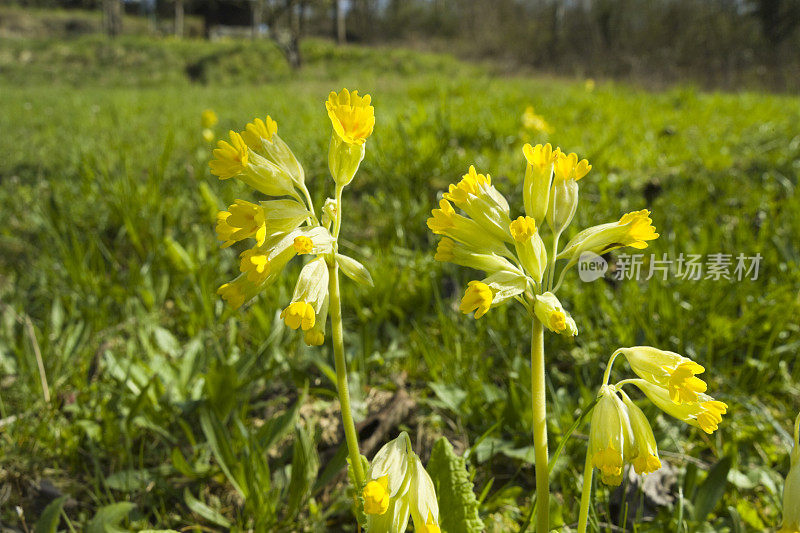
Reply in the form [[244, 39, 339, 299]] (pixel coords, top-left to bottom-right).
[[533, 292, 577, 336], [434, 238, 518, 276], [281, 257, 329, 333], [619, 391, 662, 475], [427, 199, 509, 256], [522, 143, 557, 225], [521, 106, 552, 134], [210, 130, 299, 199], [547, 151, 590, 233], [241, 116, 307, 190], [618, 346, 707, 404], [589, 385, 635, 486], [779, 412, 800, 533], [442, 166, 512, 244], [559, 209, 659, 266], [628, 379, 727, 434], [201, 109, 218, 129], [509, 215, 547, 283], [363, 432, 440, 533], [216, 200, 267, 248], [327, 89, 374, 186], [326, 88, 375, 145], [460, 281, 493, 319]]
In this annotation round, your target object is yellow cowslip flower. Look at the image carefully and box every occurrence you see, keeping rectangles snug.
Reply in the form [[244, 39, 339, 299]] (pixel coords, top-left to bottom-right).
[[617, 346, 707, 404], [210, 130, 299, 199], [533, 292, 577, 336], [427, 199, 508, 256], [365, 433, 413, 533], [434, 238, 520, 276], [460, 281, 493, 319], [215, 200, 267, 248], [509, 215, 547, 283], [559, 209, 660, 265], [589, 385, 635, 486], [239, 247, 270, 284], [303, 293, 329, 346], [241, 116, 307, 191], [282, 257, 329, 331], [241, 116, 278, 145], [209, 131, 249, 179], [627, 379, 727, 434], [201, 109, 218, 129], [522, 106, 553, 134], [780, 412, 800, 533], [619, 391, 662, 475], [216, 275, 261, 310], [293, 236, 314, 254], [443, 166, 512, 244], [547, 151, 590, 233], [408, 454, 440, 533], [326, 88, 375, 145], [281, 301, 316, 330], [522, 143, 558, 225], [364, 475, 391, 515]]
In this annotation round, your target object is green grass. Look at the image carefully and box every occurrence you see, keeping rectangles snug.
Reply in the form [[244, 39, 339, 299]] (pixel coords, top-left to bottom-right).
[[1, 33, 799, 532]]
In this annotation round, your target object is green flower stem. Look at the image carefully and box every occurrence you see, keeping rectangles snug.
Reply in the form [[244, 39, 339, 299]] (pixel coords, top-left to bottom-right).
[[329, 261, 365, 488], [328, 183, 365, 488], [577, 445, 594, 533], [531, 317, 549, 533]]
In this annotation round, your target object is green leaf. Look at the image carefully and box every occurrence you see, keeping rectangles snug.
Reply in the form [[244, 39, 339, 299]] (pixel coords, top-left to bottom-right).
[[105, 469, 153, 492], [34, 495, 67, 533], [693, 456, 732, 522], [183, 489, 232, 528], [199, 406, 246, 497], [86, 502, 136, 533], [426, 437, 484, 533], [285, 424, 320, 520]]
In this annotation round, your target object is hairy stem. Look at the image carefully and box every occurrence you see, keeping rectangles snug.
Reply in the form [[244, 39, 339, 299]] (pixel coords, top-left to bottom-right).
[[531, 318, 549, 533], [577, 443, 594, 533]]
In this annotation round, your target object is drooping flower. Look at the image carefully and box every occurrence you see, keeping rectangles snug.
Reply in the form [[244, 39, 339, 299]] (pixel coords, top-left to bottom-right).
[[617, 347, 707, 404], [589, 385, 634, 486], [627, 379, 727, 434], [559, 209, 659, 264], [619, 390, 662, 475]]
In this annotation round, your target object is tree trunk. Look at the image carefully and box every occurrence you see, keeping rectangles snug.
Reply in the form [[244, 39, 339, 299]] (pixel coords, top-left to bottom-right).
[[253, 0, 264, 39], [335, 0, 346, 44], [103, 0, 123, 37], [174, 0, 184, 38]]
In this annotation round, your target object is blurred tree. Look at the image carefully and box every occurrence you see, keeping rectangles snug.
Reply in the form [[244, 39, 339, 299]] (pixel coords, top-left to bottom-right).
[[102, 0, 123, 36], [174, 0, 184, 37], [752, 0, 800, 46]]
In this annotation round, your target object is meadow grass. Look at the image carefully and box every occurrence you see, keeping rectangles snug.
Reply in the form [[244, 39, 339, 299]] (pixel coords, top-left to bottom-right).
[[1, 34, 799, 531]]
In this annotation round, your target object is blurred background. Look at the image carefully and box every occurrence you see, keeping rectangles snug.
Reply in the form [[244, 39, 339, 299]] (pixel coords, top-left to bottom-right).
[[1, 1, 799, 532]]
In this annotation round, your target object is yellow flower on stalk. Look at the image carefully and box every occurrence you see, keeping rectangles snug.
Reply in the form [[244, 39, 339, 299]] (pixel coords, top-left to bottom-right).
[[239, 247, 270, 284], [241, 116, 278, 146], [443, 166, 512, 244], [209, 131, 249, 179], [553, 151, 591, 182], [522, 106, 553, 134], [509, 216, 547, 282], [559, 209, 659, 264], [627, 379, 727, 434], [460, 281, 493, 319], [589, 385, 634, 486], [326, 88, 375, 145], [619, 391, 662, 475], [779, 412, 800, 533], [201, 109, 218, 129], [364, 476, 391, 515], [522, 143, 558, 225], [533, 292, 577, 336], [293, 236, 314, 254], [217, 275, 261, 310], [281, 301, 316, 330], [434, 238, 519, 276], [215, 200, 267, 248], [617, 346, 707, 404], [427, 199, 509, 256]]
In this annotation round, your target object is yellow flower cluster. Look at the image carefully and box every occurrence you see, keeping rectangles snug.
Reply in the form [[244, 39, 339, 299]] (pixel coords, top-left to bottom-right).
[[209, 89, 374, 346], [589, 347, 728, 486], [428, 143, 657, 336]]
